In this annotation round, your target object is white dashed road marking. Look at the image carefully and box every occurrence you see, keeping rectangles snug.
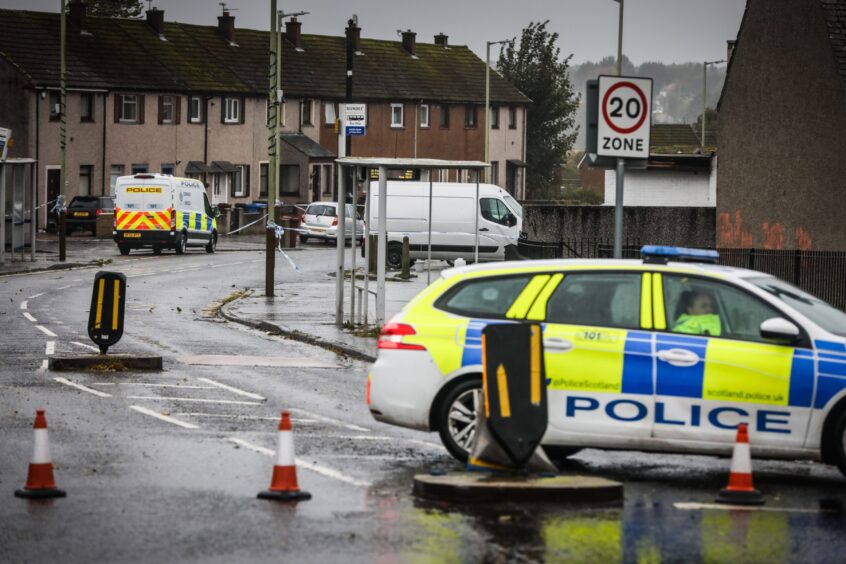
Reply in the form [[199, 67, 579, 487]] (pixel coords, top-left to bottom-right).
[[196, 377, 266, 400], [129, 406, 199, 430], [54, 377, 112, 398], [45, 341, 55, 355], [23, 312, 37, 322], [71, 341, 100, 352], [227, 437, 372, 487], [20, 300, 27, 310], [175, 412, 317, 423], [289, 407, 371, 432], [36, 325, 58, 337]]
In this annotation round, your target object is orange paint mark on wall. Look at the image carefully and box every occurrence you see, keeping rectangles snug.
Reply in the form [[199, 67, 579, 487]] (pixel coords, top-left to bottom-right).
[[717, 210, 753, 247], [761, 222, 785, 250], [795, 227, 813, 251]]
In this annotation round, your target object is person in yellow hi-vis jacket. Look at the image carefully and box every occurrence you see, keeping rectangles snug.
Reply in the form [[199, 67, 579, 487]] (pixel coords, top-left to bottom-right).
[[673, 290, 722, 336]]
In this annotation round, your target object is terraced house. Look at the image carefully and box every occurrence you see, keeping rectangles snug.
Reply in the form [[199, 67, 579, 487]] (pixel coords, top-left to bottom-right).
[[0, 3, 529, 229]]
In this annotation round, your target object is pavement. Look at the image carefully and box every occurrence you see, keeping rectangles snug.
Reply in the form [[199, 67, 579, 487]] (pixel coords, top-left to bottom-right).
[[3, 232, 437, 362]]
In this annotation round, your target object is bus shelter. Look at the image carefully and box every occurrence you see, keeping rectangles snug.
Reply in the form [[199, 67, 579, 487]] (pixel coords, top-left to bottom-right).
[[1, 158, 37, 265], [334, 157, 489, 327]]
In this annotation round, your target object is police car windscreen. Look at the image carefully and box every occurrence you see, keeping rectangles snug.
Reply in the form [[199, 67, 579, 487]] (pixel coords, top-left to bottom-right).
[[749, 276, 846, 337]]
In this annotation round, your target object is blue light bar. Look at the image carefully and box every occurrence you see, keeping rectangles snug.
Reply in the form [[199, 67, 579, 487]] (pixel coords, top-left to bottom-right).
[[640, 245, 720, 264]]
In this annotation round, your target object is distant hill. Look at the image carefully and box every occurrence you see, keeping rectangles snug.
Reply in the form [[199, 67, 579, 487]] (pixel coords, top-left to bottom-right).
[[566, 56, 726, 148]]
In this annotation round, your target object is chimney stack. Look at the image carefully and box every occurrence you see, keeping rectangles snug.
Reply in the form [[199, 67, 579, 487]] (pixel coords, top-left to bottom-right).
[[401, 30, 416, 56], [218, 10, 236, 44], [146, 8, 165, 36], [434, 33, 448, 48], [68, 0, 87, 30], [346, 18, 361, 54], [726, 40, 736, 65], [285, 17, 302, 49]]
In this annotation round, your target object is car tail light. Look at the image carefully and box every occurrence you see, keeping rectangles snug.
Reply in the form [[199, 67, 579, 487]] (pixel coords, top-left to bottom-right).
[[377, 323, 426, 350], [331, 217, 338, 227]]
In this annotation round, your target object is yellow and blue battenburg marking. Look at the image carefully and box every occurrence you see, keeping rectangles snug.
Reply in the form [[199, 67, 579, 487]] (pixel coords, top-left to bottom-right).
[[814, 340, 846, 409], [176, 211, 213, 232]]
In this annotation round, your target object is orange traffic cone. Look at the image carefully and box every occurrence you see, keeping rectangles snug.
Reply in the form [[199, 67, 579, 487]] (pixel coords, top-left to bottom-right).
[[715, 423, 764, 506], [257, 411, 311, 502], [15, 410, 66, 499]]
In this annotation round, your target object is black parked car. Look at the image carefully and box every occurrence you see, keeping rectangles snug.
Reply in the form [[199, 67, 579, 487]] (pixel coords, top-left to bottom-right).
[[65, 196, 114, 236]]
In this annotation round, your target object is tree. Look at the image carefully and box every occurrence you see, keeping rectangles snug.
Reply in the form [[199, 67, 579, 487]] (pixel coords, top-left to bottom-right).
[[82, 0, 144, 18], [497, 21, 580, 199]]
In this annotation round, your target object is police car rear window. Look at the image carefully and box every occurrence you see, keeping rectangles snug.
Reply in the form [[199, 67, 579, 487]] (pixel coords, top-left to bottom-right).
[[436, 275, 533, 318], [546, 272, 641, 329]]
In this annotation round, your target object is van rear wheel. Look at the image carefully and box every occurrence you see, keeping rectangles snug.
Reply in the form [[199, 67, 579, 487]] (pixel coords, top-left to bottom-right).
[[386, 242, 403, 270], [175, 232, 187, 255], [118, 244, 130, 256]]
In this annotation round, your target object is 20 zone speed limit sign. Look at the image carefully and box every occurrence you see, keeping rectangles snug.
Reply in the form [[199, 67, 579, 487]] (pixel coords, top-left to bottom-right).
[[597, 75, 652, 159]]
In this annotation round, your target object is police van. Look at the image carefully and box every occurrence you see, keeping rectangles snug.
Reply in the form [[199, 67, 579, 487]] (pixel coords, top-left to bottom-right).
[[113, 174, 218, 255], [367, 246, 846, 475]]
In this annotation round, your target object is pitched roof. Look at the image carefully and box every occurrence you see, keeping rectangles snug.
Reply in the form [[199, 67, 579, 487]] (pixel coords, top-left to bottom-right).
[[0, 9, 529, 104], [281, 133, 336, 159]]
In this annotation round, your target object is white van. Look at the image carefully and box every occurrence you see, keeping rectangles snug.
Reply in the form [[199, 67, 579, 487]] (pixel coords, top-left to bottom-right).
[[113, 174, 218, 255], [368, 182, 522, 267]]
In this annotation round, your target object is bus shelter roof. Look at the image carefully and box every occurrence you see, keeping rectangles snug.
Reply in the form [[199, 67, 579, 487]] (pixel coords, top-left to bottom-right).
[[335, 157, 490, 170]]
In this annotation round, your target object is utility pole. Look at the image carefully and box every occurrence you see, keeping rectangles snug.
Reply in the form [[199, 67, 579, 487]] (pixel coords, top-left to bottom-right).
[[59, 0, 67, 261], [265, 0, 277, 297]]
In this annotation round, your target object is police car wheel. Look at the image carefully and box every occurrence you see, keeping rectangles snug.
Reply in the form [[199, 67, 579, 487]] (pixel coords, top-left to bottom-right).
[[831, 408, 846, 477], [437, 379, 481, 462]]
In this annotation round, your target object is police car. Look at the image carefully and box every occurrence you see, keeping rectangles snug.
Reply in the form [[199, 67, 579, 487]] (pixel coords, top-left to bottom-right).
[[367, 246, 846, 475]]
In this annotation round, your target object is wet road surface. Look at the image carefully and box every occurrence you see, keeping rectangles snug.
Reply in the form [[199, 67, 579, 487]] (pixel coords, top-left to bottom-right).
[[1, 244, 845, 562]]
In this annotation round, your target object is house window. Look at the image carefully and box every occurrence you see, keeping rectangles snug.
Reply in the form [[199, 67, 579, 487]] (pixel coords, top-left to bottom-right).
[[259, 162, 268, 197], [49, 92, 61, 121], [121, 95, 138, 122], [324, 102, 336, 125], [465, 105, 477, 128], [490, 106, 500, 129], [440, 104, 450, 128], [490, 161, 499, 185], [230, 165, 248, 197], [391, 103, 404, 128], [110, 165, 124, 197], [223, 97, 241, 123], [189, 96, 203, 123], [131, 163, 148, 174], [160, 95, 175, 124], [161, 163, 175, 175], [508, 106, 517, 129], [420, 104, 429, 128], [80, 93, 94, 122], [79, 165, 92, 196], [301, 99, 313, 126]]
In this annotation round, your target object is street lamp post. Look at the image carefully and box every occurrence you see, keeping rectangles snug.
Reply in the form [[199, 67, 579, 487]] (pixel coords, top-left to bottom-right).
[[613, 0, 625, 259], [701, 59, 725, 147], [59, 0, 67, 261], [484, 39, 508, 184]]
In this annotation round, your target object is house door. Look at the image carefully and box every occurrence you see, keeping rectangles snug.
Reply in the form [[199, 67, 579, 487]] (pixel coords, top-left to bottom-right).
[[505, 162, 517, 195], [47, 168, 61, 231], [212, 173, 228, 205]]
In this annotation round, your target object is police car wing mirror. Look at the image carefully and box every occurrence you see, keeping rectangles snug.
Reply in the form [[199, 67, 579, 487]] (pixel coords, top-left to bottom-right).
[[759, 317, 800, 343]]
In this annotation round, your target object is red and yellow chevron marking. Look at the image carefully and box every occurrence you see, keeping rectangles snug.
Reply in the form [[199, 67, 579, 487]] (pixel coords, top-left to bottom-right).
[[115, 208, 171, 231]]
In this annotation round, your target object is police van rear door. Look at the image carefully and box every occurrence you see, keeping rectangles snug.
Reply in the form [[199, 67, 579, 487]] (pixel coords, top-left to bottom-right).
[[115, 180, 171, 231], [652, 273, 812, 448]]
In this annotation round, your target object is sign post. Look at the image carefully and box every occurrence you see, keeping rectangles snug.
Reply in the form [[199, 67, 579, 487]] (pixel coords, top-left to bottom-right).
[[593, 75, 652, 258], [344, 103, 366, 136]]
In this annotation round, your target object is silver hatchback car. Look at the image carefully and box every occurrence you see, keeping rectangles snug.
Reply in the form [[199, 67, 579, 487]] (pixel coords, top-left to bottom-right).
[[299, 202, 366, 245]]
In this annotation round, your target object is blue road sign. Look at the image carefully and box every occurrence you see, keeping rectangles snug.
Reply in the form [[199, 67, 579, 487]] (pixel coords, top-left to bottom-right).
[[345, 126, 366, 136]]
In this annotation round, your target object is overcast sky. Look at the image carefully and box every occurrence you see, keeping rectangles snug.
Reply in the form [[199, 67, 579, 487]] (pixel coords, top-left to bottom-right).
[[1, 0, 745, 65]]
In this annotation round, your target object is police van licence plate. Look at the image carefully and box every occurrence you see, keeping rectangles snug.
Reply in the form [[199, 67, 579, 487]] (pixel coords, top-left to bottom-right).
[[123, 233, 141, 238]]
